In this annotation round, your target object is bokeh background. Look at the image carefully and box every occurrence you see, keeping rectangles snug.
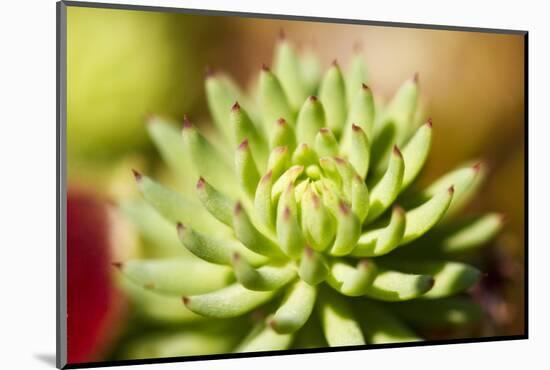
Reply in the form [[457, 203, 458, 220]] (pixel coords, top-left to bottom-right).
[[65, 5, 525, 364]]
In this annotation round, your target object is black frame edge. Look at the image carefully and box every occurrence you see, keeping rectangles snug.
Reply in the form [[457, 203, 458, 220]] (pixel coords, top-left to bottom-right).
[[57, 1, 529, 369], [62, 0, 527, 35], [57, 1, 68, 369]]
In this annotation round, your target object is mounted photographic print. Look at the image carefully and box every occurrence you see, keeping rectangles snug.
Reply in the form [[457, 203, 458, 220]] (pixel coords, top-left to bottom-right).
[[57, 1, 528, 368]]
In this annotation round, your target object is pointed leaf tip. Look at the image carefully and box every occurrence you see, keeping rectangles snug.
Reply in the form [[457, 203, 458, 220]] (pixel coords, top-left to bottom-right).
[[448, 185, 455, 194], [361, 83, 369, 90], [413, 72, 419, 83], [232, 101, 241, 111], [308, 95, 318, 102], [278, 28, 286, 40], [182, 115, 193, 129], [238, 139, 249, 150], [277, 118, 287, 126], [262, 63, 270, 72], [131, 169, 142, 182], [473, 162, 484, 172], [427, 117, 433, 127], [204, 65, 216, 78], [331, 59, 339, 67], [112, 262, 123, 270], [234, 202, 244, 214], [196, 177, 206, 189], [182, 296, 190, 305], [393, 145, 403, 157]]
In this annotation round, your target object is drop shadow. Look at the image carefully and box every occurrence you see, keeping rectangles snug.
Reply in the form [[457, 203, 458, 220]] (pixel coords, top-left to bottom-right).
[[34, 353, 56, 367]]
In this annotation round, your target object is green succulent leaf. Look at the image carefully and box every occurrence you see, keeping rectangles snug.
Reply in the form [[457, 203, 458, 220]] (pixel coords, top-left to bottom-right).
[[366, 146, 405, 222], [301, 185, 336, 252], [318, 288, 365, 346], [205, 72, 242, 143], [176, 222, 266, 266], [196, 177, 234, 227], [235, 323, 294, 353], [182, 118, 238, 197], [270, 118, 296, 151], [400, 121, 432, 190], [356, 300, 420, 344], [273, 39, 309, 110], [235, 139, 261, 197], [353, 206, 406, 257], [298, 247, 329, 285], [327, 260, 377, 296], [349, 124, 371, 179], [384, 75, 419, 145], [365, 267, 435, 301], [117, 258, 233, 296], [231, 253, 296, 291], [386, 297, 483, 328], [342, 84, 375, 148], [267, 146, 291, 180], [438, 213, 504, 254], [260, 66, 294, 127], [183, 283, 276, 318], [269, 280, 317, 334], [233, 202, 285, 259], [296, 96, 326, 146], [400, 186, 454, 245], [315, 128, 339, 157], [329, 201, 361, 256], [276, 183, 305, 258], [383, 260, 481, 299], [346, 53, 368, 107], [147, 116, 197, 195], [230, 102, 268, 167], [351, 174, 370, 223], [134, 172, 230, 237], [319, 62, 347, 136]]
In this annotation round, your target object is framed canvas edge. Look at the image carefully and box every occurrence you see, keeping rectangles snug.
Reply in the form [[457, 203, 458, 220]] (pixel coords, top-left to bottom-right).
[[55, 1, 529, 368]]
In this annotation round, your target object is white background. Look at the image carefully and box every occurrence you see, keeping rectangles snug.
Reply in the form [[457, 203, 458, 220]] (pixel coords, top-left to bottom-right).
[[0, 0, 546, 369]]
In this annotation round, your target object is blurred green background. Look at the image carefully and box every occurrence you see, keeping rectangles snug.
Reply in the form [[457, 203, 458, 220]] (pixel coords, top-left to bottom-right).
[[66, 5, 525, 363]]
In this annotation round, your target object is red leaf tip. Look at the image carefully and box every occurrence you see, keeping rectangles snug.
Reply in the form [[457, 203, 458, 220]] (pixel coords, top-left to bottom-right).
[[131, 169, 142, 182], [234, 202, 243, 214], [392, 145, 403, 157], [426, 118, 433, 127], [232, 101, 241, 112], [308, 95, 318, 102], [448, 185, 455, 194], [283, 207, 292, 221], [351, 123, 362, 132], [182, 115, 193, 129], [261, 63, 270, 72], [276, 117, 287, 126], [338, 201, 350, 214], [111, 262, 123, 270], [238, 139, 249, 150], [196, 177, 206, 189], [472, 162, 484, 172], [204, 65, 216, 78], [393, 205, 405, 215]]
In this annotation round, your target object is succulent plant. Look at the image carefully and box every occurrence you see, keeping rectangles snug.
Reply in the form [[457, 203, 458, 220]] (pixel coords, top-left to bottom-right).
[[116, 37, 503, 357]]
